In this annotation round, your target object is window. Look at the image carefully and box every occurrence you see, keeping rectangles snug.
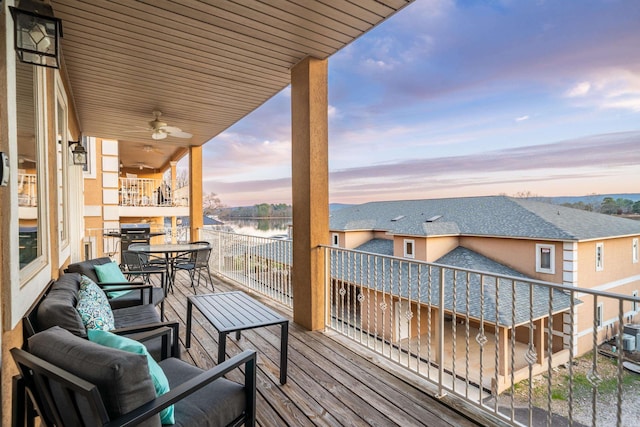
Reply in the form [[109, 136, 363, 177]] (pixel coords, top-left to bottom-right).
[[16, 57, 48, 273], [331, 233, 339, 247], [633, 238, 638, 264], [535, 244, 555, 274], [596, 302, 604, 329], [84, 242, 93, 261], [595, 242, 604, 271], [404, 239, 415, 259], [56, 83, 69, 249]]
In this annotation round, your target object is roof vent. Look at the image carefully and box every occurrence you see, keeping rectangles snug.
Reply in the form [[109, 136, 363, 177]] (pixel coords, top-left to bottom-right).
[[391, 215, 405, 221], [425, 215, 442, 222]]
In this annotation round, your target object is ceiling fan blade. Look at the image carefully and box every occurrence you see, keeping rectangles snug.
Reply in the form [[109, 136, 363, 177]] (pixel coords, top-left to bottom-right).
[[169, 130, 193, 139], [161, 125, 181, 133], [160, 126, 192, 139], [152, 131, 167, 140]]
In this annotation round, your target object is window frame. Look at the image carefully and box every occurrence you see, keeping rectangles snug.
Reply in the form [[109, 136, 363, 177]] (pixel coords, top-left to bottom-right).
[[18, 63, 49, 282], [403, 239, 415, 259], [331, 233, 339, 247], [595, 242, 604, 271], [535, 243, 555, 274], [55, 76, 70, 253], [596, 302, 604, 329]]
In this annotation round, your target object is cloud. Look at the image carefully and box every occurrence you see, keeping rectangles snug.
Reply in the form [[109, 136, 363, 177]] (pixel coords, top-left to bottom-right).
[[515, 115, 530, 122], [563, 69, 640, 112], [565, 82, 591, 97], [329, 131, 640, 181], [205, 131, 639, 205]]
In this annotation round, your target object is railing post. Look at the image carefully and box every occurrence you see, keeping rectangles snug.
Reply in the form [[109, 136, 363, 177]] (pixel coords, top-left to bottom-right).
[[437, 266, 447, 398]]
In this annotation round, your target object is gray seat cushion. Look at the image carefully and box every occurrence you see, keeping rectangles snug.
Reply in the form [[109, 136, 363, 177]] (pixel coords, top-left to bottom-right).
[[28, 326, 160, 427], [113, 303, 161, 328], [159, 358, 247, 427], [108, 287, 165, 309]]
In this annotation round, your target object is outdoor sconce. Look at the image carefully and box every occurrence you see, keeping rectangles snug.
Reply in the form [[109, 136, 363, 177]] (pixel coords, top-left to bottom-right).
[[9, 0, 63, 69], [68, 140, 87, 166]]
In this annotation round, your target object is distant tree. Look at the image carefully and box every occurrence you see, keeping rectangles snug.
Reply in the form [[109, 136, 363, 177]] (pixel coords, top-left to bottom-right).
[[514, 191, 536, 199], [219, 203, 292, 218], [255, 203, 271, 217], [616, 198, 634, 214], [176, 169, 189, 189], [203, 192, 225, 216], [561, 201, 592, 212], [513, 191, 551, 203], [633, 201, 640, 214], [600, 197, 618, 214]]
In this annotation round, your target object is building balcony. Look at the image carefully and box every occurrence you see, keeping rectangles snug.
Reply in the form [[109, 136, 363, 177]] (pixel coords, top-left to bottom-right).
[[118, 177, 189, 218]]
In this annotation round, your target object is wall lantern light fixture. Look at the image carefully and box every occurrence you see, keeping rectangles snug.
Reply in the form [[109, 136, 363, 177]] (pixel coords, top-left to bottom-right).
[[68, 140, 87, 166], [9, 0, 63, 69]]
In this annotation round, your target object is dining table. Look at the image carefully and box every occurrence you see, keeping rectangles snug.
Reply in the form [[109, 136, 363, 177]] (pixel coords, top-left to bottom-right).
[[128, 242, 210, 293]]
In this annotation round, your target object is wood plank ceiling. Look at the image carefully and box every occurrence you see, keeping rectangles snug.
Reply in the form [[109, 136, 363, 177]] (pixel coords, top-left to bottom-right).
[[49, 0, 413, 170]]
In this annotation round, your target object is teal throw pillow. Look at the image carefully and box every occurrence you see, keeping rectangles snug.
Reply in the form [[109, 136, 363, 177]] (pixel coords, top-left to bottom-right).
[[94, 261, 131, 298], [76, 275, 115, 331], [87, 329, 175, 424]]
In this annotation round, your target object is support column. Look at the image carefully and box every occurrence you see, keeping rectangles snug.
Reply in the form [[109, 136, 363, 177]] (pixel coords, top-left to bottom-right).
[[291, 57, 328, 330], [189, 146, 203, 241], [498, 327, 508, 376], [534, 318, 545, 364], [170, 161, 177, 243]]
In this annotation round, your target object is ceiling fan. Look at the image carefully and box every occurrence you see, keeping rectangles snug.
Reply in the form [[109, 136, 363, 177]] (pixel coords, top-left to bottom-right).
[[141, 144, 163, 154], [134, 162, 155, 170], [140, 110, 192, 140]]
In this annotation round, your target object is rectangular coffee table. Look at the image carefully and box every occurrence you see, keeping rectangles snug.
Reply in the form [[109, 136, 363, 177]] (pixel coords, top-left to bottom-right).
[[186, 291, 289, 384]]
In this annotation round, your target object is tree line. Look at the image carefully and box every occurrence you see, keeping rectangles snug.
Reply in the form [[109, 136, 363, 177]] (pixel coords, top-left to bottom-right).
[[561, 197, 640, 215], [220, 203, 292, 218], [200, 192, 292, 218]]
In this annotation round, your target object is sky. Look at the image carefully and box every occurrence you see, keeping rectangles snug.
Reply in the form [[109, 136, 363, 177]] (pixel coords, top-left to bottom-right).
[[199, 0, 640, 207]]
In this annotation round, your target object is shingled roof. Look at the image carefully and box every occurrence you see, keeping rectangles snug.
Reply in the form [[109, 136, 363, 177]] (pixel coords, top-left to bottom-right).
[[331, 246, 576, 327], [329, 196, 640, 240]]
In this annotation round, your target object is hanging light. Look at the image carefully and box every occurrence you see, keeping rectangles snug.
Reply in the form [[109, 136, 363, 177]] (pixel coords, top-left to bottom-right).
[[68, 140, 87, 166], [9, 0, 63, 69]]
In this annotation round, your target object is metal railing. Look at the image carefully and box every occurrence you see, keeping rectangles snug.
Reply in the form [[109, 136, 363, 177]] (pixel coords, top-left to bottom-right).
[[119, 178, 188, 207], [200, 230, 640, 426], [324, 246, 640, 427], [202, 229, 293, 308]]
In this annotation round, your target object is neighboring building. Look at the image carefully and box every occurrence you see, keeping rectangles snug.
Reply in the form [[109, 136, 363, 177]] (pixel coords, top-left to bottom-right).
[[330, 196, 640, 360]]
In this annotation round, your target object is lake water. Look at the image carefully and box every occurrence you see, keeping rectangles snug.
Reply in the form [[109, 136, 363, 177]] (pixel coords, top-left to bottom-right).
[[222, 218, 292, 238]]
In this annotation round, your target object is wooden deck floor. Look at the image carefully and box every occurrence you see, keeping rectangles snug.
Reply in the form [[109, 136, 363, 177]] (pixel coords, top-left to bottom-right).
[[163, 272, 484, 427]]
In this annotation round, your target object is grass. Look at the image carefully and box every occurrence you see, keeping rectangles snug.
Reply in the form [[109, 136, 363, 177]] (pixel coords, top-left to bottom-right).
[[506, 352, 640, 404]]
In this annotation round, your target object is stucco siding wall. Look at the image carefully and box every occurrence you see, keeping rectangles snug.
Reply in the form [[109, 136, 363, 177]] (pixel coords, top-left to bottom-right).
[[460, 236, 564, 283], [343, 230, 375, 249]]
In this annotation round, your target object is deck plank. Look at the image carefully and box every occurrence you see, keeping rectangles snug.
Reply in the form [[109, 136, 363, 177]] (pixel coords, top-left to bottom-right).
[[162, 271, 481, 427]]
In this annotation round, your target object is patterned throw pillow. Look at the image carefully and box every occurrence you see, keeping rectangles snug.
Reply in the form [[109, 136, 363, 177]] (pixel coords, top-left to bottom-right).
[[76, 275, 115, 331]]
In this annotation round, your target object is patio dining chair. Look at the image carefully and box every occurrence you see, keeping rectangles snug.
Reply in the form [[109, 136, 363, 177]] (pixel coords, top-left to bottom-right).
[[121, 250, 166, 287], [173, 245, 214, 294]]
